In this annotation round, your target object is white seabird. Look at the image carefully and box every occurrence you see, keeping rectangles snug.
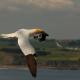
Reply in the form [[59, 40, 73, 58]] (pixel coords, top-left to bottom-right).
[[0, 28, 48, 78]]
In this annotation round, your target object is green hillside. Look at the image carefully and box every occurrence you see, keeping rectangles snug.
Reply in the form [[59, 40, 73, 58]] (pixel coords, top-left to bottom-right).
[[0, 38, 80, 67]]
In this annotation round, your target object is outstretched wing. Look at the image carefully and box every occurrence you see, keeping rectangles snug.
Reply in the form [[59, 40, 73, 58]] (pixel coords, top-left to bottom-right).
[[18, 38, 37, 77], [56, 41, 63, 48], [0, 32, 17, 38], [25, 54, 37, 78]]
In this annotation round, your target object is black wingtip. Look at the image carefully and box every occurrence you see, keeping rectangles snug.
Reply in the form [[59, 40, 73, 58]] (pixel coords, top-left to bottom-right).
[[26, 54, 37, 78], [32, 73, 37, 78], [31, 67, 37, 78]]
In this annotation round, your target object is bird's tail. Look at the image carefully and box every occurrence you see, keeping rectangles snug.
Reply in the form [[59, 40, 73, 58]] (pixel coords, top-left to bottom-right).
[[25, 54, 37, 78]]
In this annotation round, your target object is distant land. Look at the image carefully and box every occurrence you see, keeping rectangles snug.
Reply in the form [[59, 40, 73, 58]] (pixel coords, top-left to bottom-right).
[[0, 38, 80, 69]]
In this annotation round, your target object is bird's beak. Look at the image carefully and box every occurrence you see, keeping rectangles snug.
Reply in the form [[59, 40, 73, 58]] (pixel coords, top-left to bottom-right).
[[43, 32, 49, 36]]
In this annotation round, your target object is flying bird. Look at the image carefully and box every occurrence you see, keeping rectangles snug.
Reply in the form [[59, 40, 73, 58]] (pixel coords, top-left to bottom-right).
[[0, 28, 48, 78]]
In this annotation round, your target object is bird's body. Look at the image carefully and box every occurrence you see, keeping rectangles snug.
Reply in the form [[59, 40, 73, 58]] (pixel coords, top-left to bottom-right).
[[0, 28, 48, 78], [17, 29, 36, 56], [1, 29, 36, 55]]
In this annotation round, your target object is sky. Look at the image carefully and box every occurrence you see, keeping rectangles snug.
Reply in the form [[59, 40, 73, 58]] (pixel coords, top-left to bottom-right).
[[0, 0, 80, 39]]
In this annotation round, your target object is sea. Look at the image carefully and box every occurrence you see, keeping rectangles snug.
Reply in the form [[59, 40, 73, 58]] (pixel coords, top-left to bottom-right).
[[0, 68, 79, 80]]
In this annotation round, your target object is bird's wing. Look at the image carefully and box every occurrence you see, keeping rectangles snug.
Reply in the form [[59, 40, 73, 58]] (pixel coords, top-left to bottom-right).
[[0, 32, 17, 38], [25, 54, 37, 78], [18, 38, 37, 77], [56, 41, 63, 48]]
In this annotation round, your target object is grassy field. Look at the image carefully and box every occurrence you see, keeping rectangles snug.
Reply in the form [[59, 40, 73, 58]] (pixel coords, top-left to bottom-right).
[[38, 48, 80, 61]]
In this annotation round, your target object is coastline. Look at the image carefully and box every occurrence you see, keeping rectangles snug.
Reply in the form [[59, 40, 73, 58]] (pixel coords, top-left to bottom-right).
[[0, 65, 80, 70]]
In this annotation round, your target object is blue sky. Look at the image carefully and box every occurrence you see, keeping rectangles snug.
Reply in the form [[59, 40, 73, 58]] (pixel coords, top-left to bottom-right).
[[0, 0, 80, 39]]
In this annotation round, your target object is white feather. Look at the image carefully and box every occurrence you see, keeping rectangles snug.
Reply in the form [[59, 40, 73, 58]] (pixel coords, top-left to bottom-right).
[[0, 29, 36, 55], [17, 29, 35, 55], [56, 41, 63, 48], [0, 32, 17, 38]]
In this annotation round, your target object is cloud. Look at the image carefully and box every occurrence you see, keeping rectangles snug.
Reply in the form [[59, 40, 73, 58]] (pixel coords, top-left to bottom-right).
[[29, 0, 74, 9], [0, 0, 74, 11]]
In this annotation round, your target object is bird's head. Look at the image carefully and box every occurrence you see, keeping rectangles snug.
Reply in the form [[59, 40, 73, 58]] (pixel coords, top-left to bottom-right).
[[31, 28, 49, 42]]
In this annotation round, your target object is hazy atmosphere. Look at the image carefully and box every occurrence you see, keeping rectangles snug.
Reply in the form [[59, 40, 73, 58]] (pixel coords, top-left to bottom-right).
[[0, 0, 80, 39]]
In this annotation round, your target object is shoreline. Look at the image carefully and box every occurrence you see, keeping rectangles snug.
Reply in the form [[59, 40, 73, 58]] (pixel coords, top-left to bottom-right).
[[0, 65, 80, 70]]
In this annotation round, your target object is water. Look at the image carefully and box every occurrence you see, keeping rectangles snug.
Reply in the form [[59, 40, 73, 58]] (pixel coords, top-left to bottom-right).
[[0, 68, 80, 80]]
